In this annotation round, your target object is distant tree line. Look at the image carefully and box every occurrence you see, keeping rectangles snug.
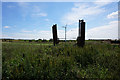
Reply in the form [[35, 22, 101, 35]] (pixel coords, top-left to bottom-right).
[[1, 38, 120, 44], [1, 38, 76, 43]]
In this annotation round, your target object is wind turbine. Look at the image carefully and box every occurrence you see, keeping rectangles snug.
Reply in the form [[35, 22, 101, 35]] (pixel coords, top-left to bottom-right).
[[62, 24, 67, 42]]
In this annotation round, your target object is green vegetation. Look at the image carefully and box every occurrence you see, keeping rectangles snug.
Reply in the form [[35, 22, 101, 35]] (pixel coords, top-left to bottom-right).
[[2, 41, 120, 79]]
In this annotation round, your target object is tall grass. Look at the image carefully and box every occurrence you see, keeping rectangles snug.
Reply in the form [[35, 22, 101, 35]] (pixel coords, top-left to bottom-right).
[[2, 42, 120, 79]]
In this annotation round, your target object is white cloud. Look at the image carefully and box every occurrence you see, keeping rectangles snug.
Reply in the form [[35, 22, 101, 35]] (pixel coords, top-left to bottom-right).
[[7, 5, 16, 8], [58, 30, 65, 39], [118, 21, 120, 39], [86, 21, 118, 39], [94, 0, 118, 7], [94, 2, 111, 7], [65, 28, 78, 40], [3, 21, 118, 40], [61, 3, 105, 25], [32, 13, 47, 17], [3, 26, 10, 28], [18, 2, 29, 8], [2, 34, 12, 39], [107, 11, 118, 19], [17, 2, 48, 20], [17, 2, 30, 20], [3, 30, 52, 40], [44, 19, 49, 21], [21, 30, 32, 32], [62, 20, 118, 40], [3, 28, 65, 40], [33, 6, 41, 12]]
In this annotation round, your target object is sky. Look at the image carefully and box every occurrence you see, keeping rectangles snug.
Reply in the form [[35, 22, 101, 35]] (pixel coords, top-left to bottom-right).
[[2, 1, 119, 40]]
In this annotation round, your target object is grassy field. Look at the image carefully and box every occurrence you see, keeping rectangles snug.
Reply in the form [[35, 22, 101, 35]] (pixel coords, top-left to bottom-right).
[[2, 41, 120, 79]]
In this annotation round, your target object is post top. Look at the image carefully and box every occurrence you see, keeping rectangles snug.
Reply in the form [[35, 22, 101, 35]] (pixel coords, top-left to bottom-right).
[[79, 19, 84, 22]]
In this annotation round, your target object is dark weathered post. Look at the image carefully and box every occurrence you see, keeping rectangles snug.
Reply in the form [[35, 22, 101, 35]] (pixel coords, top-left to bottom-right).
[[77, 20, 85, 47], [52, 24, 59, 46]]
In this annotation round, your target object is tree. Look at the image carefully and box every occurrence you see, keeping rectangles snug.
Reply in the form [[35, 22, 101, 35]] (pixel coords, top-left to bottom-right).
[[49, 39, 53, 42], [42, 39, 47, 42]]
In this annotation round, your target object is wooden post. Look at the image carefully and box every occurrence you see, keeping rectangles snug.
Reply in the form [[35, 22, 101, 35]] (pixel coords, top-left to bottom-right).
[[52, 24, 59, 46], [77, 20, 85, 47]]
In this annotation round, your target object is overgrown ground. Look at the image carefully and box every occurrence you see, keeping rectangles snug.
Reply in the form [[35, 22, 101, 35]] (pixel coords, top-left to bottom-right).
[[2, 41, 120, 79]]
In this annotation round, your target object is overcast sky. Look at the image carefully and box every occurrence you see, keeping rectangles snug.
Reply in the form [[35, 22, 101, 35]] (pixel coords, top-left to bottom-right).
[[2, 0, 119, 40]]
